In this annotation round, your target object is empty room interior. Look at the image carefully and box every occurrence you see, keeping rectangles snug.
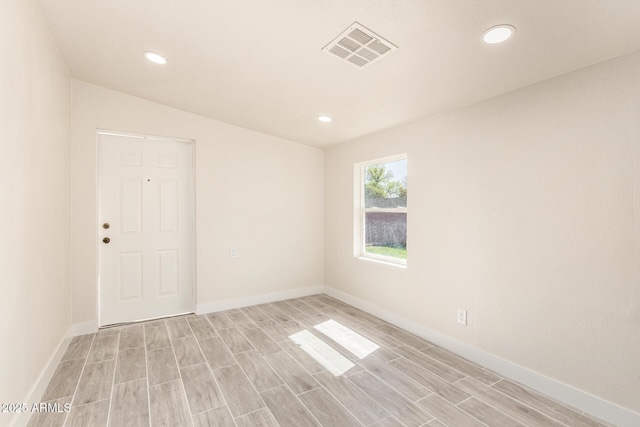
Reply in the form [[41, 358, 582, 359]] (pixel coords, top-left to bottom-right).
[[2, 0, 639, 426]]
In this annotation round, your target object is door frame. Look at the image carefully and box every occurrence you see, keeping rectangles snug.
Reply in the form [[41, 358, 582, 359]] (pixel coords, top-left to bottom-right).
[[95, 129, 197, 326]]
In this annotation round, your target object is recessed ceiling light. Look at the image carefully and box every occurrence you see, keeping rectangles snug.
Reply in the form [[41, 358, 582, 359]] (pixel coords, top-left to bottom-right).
[[144, 51, 168, 65], [482, 25, 516, 44], [318, 116, 333, 123]]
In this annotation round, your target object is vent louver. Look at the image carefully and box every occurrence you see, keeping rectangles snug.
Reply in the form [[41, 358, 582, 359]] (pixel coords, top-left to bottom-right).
[[322, 22, 398, 69]]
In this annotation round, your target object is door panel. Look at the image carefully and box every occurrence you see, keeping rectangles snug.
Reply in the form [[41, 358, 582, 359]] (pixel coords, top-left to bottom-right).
[[119, 252, 143, 300], [120, 178, 142, 233], [98, 133, 194, 325]]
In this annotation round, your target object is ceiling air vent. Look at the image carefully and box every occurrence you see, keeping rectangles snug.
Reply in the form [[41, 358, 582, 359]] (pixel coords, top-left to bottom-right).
[[322, 22, 398, 69]]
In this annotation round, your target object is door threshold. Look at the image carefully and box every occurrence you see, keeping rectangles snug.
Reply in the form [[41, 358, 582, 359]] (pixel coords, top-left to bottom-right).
[[100, 311, 195, 329]]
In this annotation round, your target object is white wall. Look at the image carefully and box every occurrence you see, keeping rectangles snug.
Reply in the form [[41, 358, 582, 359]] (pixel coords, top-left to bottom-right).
[[71, 80, 324, 325], [325, 50, 640, 414], [0, 0, 72, 425]]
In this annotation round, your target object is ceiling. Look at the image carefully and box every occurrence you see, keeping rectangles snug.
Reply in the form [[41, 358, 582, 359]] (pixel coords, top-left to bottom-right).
[[37, 0, 640, 148]]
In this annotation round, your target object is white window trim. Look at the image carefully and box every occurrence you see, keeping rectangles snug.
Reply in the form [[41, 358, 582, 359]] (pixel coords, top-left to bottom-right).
[[353, 154, 407, 267]]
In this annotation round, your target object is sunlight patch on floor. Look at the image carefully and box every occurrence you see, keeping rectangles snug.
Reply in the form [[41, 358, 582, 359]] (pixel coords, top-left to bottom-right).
[[314, 319, 379, 359], [288, 330, 355, 376]]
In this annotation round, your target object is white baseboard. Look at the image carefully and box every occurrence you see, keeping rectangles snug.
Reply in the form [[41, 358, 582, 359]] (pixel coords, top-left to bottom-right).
[[72, 320, 99, 336], [323, 286, 640, 427], [196, 285, 324, 315], [11, 325, 73, 427]]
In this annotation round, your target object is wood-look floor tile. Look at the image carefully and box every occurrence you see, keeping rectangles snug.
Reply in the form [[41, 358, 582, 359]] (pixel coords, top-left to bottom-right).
[[144, 323, 171, 350], [307, 328, 361, 364], [109, 378, 150, 427], [340, 306, 386, 327], [199, 336, 236, 369], [360, 356, 432, 401], [271, 300, 303, 316], [180, 363, 225, 414], [324, 296, 359, 310], [279, 319, 307, 336], [260, 385, 320, 427], [256, 303, 292, 324], [306, 328, 361, 363], [344, 363, 367, 376], [319, 307, 361, 328], [42, 359, 85, 400], [298, 387, 361, 427], [417, 394, 485, 427], [313, 294, 346, 308], [295, 312, 333, 329], [96, 327, 120, 337], [166, 317, 193, 339], [349, 371, 432, 427], [300, 296, 332, 311], [87, 334, 119, 363], [263, 351, 319, 394], [206, 312, 234, 331], [114, 346, 146, 384], [187, 316, 217, 341], [422, 346, 501, 385], [370, 417, 406, 427], [65, 399, 109, 427], [119, 325, 144, 350], [389, 357, 470, 404], [456, 396, 525, 427], [455, 377, 565, 426], [142, 318, 166, 328], [492, 379, 608, 427], [172, 335, 205, 368], [225, 309, 259, 330], [351, 323, 404, 349], [288, 312, 317, 328], [234, 407, 279, 427], [192, 406, 235, 427], [311, 295, 349, 310], [26, 397, 71, 427], [285, 299, 323, 316], [256, 319, 291, 342], [36, 298, 613, 427], [235, 350, 284, 392], [149, 380, 192, 427], [241, 305, 272, 323], [394, 346, 465, 383], [371, 347, 402, 362], [279, 340, 326, 374], [242, 328, 282, 355], [375, 324, 431, 350], [73, 360, 115, 406], [62, 334, 94, 361], [147, 347, 179, 386], [213, 364, 265, 417], [313, 370, 388, 425], [309, 298, 341, 314], [218, 327, 254, 354]]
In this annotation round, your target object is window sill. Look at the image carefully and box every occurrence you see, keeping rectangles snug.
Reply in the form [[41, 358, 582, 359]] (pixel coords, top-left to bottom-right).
[[356, 255, 407, 269]]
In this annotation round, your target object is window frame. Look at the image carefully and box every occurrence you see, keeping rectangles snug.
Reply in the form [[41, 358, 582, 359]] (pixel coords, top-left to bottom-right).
[[353, 154, 407, 267]]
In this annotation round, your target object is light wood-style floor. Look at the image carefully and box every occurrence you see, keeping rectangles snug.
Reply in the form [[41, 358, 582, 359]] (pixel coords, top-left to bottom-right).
[[29, 294, 610, 427]]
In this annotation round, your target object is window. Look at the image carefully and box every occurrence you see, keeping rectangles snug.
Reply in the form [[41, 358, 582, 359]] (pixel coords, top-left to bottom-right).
[[355, 155, 407, 265]]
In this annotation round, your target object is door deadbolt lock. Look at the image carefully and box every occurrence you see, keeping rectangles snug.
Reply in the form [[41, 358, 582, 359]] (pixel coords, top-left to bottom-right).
[[103, 223, 110, 229], [103, 237, 110, 244]]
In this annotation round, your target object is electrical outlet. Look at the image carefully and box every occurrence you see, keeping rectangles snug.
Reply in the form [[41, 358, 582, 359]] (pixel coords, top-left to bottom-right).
[[457, 309, 467, 325], [230, 248, 238, 258]]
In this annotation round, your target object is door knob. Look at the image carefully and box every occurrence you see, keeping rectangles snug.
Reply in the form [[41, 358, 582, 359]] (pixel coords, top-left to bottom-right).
[[103, 223, 110, 229], [103, 237, 110, 244]]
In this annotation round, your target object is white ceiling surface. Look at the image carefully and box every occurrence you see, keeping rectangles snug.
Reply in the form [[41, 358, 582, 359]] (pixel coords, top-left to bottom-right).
[[37, 0, 640, 148]]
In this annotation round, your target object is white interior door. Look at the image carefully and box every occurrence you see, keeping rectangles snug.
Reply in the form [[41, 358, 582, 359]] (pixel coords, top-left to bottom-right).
[[98, 133, 194, 326]]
